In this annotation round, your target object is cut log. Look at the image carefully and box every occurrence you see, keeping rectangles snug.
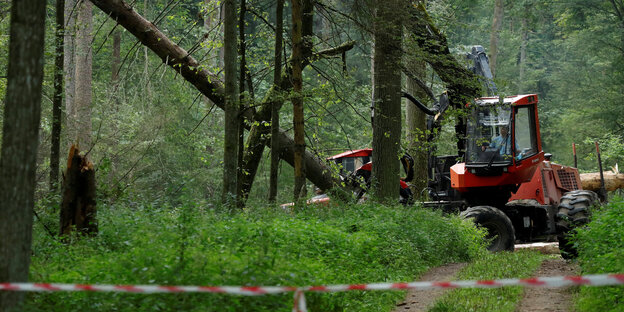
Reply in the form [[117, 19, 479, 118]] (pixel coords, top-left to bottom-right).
[[580, 172, 624, 192], [60, 145, 97, 236]]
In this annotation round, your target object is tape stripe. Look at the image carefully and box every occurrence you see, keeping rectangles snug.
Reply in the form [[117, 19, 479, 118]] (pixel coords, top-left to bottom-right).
[[0, 274, 622, 294]]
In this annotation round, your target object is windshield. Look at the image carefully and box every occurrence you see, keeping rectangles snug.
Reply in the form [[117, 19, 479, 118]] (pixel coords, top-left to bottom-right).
[[466, 104, 514, 164]]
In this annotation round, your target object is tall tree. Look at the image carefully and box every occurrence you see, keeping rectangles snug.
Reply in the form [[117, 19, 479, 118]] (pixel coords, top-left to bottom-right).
[[60, 0, 97, 237], [0, 0, 46, 309], [269, 0, 285, 202], [489, 0, 504, 77], [50, 0, 65, 191], [292, 0, 305, 201], [64, 0, 77, 146], [236, 0, 248, 206], [371, 0, 404, 202], [73, 0, 93, 148], [222, 0, 239, 205]]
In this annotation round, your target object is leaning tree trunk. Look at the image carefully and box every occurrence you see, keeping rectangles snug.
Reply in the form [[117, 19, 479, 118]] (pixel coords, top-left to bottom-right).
[[60, 145, 98, 236], [0, 0, 46, 309]]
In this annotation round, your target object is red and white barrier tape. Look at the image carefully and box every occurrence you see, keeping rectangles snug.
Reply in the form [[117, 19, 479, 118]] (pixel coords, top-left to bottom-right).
[[2, 274, 622, 312]]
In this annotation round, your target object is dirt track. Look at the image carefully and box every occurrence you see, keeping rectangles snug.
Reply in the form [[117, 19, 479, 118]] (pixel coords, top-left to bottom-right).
[[516, 257, 579, 312], [393, 244, 579, 312], [392, 263, 466, 312]]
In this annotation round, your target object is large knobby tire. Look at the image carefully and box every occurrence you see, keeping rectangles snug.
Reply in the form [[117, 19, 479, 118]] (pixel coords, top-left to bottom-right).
[[556, 190, 598, 259], [460, 206, 515, 252]]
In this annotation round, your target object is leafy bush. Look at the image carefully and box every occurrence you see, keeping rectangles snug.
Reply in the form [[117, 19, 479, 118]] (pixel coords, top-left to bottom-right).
[[574, 197, 624, 312], [26, 200, 484, 312]]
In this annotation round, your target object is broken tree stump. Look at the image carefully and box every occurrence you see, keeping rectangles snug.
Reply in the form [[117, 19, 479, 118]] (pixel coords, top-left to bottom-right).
[[59, 145, 97, 236]]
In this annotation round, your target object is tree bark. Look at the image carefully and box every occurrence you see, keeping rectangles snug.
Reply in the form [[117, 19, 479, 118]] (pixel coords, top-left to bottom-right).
[[372, 0, 403, 202], [405, 61, 428, 198], [0, 0, 46, 309], [51, 0, 65, 191], [60, 145, 98, 236], [64, 0, 77, 148], [269, 0, 285, 202], [74, 0, 93, 148], [236, 0, 247, 206], [292, 0, 305, 201], [518, 14, 528, 94], [489, 0, 504, 77], [111, 30, 121, 84], [222, 0, 239, 204]]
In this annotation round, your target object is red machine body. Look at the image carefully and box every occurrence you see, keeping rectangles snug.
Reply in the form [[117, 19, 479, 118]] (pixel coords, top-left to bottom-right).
[[450, 94, 545, 192]]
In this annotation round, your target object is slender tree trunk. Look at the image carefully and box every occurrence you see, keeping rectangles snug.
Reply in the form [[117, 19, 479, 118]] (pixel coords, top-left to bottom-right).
[[222, 0, 239, 205], [0, 0, 46, 309], [236, 0, 247, 206], [291, 0, 305, 201], [268, 0, 284, 202], [112, 30, 121, 84], [143, 0, 151, 100], [489, 0, 504, 77], [405, 61, 428, 198], [74, 0, 93, 148], [64, 0, 77, 148], [518, 16, 528, 94], [51, 0, 65, 191], [371, 0, 403, 202]]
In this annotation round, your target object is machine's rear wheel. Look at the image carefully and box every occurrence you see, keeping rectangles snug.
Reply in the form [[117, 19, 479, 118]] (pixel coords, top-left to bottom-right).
[[460, 206, 515, 252], [556, 190, 598, 259]]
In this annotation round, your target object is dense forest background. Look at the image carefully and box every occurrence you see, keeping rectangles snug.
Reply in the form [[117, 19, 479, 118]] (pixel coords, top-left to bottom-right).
[[0, 0, 622, 206]]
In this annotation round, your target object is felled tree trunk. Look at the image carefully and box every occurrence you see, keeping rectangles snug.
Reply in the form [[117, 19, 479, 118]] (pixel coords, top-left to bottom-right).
[[60, 145, 97, 236], [580, 172, 624, 192]]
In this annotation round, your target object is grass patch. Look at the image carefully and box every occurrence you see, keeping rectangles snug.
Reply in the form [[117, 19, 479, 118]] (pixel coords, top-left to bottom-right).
[[429, 250, 546, 312], [574, 196, 624, 312], [26, 200, 485, 311]]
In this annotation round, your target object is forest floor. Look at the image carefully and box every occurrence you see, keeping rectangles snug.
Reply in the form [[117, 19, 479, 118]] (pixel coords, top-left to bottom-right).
[[392, 243, 579, 312]]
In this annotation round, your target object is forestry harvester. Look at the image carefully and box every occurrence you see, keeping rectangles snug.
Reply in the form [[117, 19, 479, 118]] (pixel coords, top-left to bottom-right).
[[329, 46, 599, 257]]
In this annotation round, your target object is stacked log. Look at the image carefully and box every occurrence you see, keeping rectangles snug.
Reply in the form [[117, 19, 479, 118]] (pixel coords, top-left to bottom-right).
[[580, 172, 624, 192]]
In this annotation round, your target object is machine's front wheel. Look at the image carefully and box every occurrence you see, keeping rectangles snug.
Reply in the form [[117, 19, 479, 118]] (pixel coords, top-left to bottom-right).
[[461, 206, 515, 252], [556, 190, 598, 259]]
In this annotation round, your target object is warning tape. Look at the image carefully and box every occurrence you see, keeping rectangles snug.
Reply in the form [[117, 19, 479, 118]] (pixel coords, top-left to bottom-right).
[[2, 274, 622, 312]]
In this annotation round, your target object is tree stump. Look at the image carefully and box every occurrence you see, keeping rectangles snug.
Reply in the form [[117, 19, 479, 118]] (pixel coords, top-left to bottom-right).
[[60, 145, 97, 236]]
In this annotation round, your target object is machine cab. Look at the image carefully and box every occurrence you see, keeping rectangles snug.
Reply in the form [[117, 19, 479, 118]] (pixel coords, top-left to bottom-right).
[[450, 94, 544, 192]]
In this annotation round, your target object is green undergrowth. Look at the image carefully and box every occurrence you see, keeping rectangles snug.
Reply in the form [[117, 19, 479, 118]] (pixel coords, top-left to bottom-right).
[[429, 250, 546, 312], [26, 200, 485, 312], [574, 197, 624, 312]]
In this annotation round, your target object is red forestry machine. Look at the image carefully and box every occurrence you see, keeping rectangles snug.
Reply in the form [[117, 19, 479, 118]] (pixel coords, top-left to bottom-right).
[[328, 46, 598, 257]]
